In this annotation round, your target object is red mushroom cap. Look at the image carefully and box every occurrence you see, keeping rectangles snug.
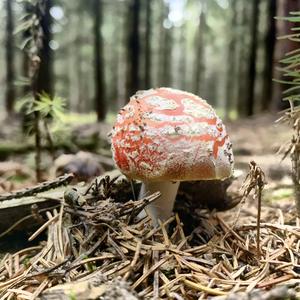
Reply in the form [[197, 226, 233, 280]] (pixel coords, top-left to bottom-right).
[[111, 88, 234, 182]]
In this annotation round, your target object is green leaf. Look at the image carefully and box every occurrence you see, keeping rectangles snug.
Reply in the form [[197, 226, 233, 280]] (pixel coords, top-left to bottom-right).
[[273, 79, 300, 85], [278, 32, 300, 40], [283, 85, 300, 95], [14, 19, 33, 34], [19, 36, 33, 50], [275, 16, 300, 22], [33, 93, 66, 120], [15, 96, 34, 114]]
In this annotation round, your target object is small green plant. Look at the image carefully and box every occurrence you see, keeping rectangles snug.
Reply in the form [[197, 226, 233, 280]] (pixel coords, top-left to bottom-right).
[[17, 93, 66, 127], [30, 92, 66, 120], [276, 11, 300, 216], [17, 93, 66, 160], [16, 0, 64, 181]]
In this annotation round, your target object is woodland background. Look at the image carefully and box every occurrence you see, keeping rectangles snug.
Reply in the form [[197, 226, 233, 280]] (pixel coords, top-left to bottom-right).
[[1, 0, 300, 123]]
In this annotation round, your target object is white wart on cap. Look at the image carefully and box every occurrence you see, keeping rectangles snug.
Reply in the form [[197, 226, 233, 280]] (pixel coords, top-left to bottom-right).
[[111, 87, 234, 223]]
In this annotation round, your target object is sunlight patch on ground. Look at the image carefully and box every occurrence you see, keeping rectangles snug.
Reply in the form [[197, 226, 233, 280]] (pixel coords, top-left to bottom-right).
[[60, 112, 97, 125], [270, 188, 293, 201], [106, 112, 117, 125]]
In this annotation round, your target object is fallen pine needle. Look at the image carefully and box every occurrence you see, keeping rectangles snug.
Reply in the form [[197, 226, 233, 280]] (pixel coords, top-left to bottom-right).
[[183, 279, 227, 296]]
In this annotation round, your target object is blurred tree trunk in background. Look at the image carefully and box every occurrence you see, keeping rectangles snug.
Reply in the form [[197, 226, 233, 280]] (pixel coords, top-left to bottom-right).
[[261, 0, 277, 111], [36, 0, 53, 97], [179, 22, 187, 91], [237, 1, 249, 117], [158, 2, 172, 87], [126, 0, 140, 99], [116, 3, 127, 109], [225, 0, 237, 119], [272, 0, 300, 111], [5, 0, 15, 115], [21, 2, 33, 132], [92, 0, 106, 121], [110, 3, 124, 110], [161, 28, 172, 87], [66, 11, 75, 111], [245, 0, 260, 116], [194, 2, 206, 95], [3, 0, 295, 119], [144, 0, 152, 89], [74, 14, 84, 112]]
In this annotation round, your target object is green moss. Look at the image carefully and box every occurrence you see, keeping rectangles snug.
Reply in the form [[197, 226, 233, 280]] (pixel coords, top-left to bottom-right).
[[271, 188, 293, 201], [7, 174, 30, 183], [60, 112, 97, 125], [264, 188, 294, 202]]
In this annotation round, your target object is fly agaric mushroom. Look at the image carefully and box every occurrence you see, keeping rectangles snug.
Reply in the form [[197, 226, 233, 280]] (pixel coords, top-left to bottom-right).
[[110, 88, 234, 224]]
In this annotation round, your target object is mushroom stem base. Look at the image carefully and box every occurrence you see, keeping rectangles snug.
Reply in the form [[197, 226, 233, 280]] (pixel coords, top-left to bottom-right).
[[139, 181, 180, 224]]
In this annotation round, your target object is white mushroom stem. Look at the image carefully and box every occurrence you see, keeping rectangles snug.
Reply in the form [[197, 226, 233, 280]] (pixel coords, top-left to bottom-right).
[[139, 181, 180, 225]]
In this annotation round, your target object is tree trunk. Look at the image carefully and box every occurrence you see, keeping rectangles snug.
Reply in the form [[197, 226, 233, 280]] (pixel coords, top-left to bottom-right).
[[109, 4, 124, 111], [93, 0, 106, 121], [75, 16, 84, 113], [179, 23, 187, 91], [21, 2, 33, 132], [272, 0, 300, 111], [5, 0, 15, 116], [245, 0, 260, 116], [194, 2, 206, 95], [144, 0, 152, 89], [225, 0, 237, 119], [36, 0, 53, 97], [116, 4, 127, 108], [261, 0, 277, 111], [157, 2, 172, 87], [162, 27, 172, 87], [126, 0, 140, 99], [237, 1, 248, 117]]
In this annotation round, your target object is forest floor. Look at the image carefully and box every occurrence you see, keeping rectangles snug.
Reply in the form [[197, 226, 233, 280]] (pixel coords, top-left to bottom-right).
[[0, 112, 295, 238], [227, 113, 293, 202], [0, 112, 293, 186], [0, 113, 299, 299], [0, 112, 295, 240]]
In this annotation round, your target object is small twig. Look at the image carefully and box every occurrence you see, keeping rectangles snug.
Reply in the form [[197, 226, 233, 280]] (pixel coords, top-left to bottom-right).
[[241, 161, 266, 256], [0, 174, 74, 201]]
